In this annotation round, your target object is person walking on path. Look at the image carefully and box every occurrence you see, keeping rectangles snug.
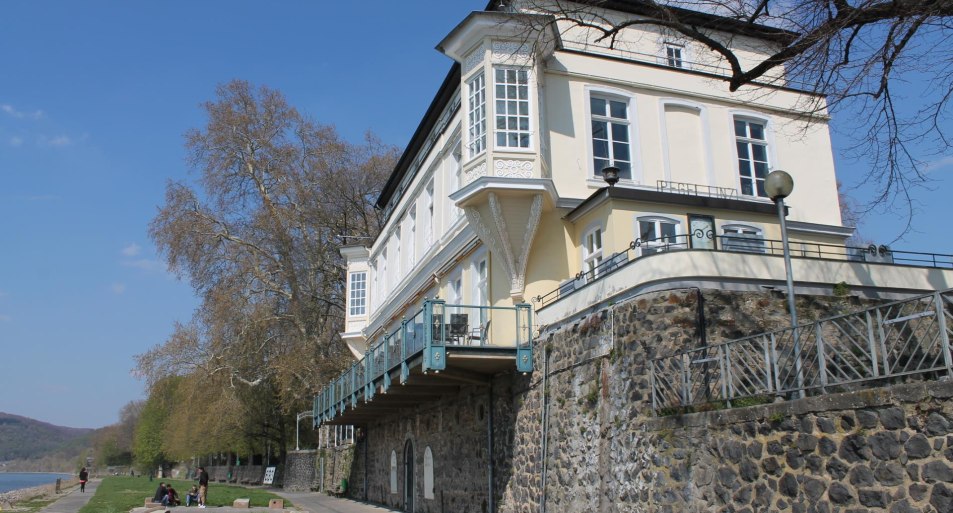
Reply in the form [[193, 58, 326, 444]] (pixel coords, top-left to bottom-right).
[[196, 466, 209, 508], [78, 468, 88, 493], [37, 479, 98, 513]]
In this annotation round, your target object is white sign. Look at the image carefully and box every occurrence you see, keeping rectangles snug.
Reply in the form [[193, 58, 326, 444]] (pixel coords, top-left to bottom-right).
[[263, 466, 277, 485]]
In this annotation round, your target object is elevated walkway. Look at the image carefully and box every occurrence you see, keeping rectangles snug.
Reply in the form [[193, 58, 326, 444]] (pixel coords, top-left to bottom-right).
[[316, 300, 532, 426]]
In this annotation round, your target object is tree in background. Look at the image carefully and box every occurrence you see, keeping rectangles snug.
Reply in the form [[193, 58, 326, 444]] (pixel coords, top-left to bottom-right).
[[137, 80, 394, 461], [516, 0, 953, 221]]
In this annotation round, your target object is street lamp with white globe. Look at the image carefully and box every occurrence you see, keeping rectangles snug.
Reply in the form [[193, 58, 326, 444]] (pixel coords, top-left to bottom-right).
[[765, 170, 804, 395]]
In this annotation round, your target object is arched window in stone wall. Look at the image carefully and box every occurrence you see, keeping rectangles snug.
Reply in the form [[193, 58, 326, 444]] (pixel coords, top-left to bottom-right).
[[390, 450, 398, 494], [424, 446, 434, 499]]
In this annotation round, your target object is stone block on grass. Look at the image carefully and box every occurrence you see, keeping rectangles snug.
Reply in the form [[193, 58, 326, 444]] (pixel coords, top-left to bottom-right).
[[269, 498, 284, 509], [233, 498, 251, 508]]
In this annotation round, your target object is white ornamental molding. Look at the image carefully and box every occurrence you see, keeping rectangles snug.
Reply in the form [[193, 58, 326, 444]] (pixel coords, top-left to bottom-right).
[[491, 41, 531, 63], [463, 48, 485, 75], [494, 159, 534, 178], [464, 162, 487, 185]]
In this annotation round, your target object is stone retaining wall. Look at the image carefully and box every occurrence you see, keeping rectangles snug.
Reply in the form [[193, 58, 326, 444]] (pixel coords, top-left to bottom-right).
[[320, 288, 953, 512], [497, 288, 953, 513], [283, 450, 317, 491]]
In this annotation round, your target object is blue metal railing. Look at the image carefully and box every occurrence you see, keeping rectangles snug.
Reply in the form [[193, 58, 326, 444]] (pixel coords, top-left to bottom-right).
[[313, 300, 533, 424]]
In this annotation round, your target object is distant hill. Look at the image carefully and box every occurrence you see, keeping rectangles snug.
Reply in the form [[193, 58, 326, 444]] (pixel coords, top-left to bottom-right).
[[0, 412, 94, 469]]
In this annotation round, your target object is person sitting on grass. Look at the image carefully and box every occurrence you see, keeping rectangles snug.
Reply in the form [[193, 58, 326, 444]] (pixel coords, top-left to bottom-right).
[[185, 485, 199, 507], [166, 484, 181, 506]]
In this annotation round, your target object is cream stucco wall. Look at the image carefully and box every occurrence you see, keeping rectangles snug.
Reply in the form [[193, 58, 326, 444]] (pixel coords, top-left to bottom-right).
[[543, 51, 841, 227]]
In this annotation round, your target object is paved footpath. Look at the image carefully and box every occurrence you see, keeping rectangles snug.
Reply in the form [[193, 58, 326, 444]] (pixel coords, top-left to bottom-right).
[[272, 490, 399, 513], [37, 480, 98, 513], [34, 480, 397, 513]]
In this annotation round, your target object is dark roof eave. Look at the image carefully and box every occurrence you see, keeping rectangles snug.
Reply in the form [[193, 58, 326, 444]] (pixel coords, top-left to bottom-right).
[[375, 64, 462, 210]]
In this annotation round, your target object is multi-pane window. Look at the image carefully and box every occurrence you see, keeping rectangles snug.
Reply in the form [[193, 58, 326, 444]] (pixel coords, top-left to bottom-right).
[[638, 217, 682, 255], [665, 44, 684, 68], [407, 207, 416, 267], [722, 224, 766, 253], [590, 95, 632, 180], [349, 272, 367, 316], [583, 227, 603, 279], [450, 144, 463, 220], [494, 68, 531, 149], [394, 228, 401, 279], [468, 72, 486, 157], [735, 118, 770, 197], [425, 180, 435, 245]]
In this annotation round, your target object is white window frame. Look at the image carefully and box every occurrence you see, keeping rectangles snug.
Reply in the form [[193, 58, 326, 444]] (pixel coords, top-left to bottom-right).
[[371, 259, 379, 314], [471, 253, 488, 307], [467, 72, 487, 158], [492, 66, 533, 151], [380, 249, 388, 298], [664, 43, 685, 68], [730, 113, 775, 198], [394, 227, 402, 280], [585, 86, 641, 185], [407, 207, 417, 268], [348, 271, 367, 316], [449, 271, 463, 305], [449, 142, 463, 221], [721, 223, 766, 253], [425, 180, 435, 246], [636, 215, 684, 256], [582, 226, 604, 280]]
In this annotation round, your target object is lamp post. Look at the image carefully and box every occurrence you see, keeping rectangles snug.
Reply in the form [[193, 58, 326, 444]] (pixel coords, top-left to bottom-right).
[[764, 170, 804, 396], [296, 411, 314, 451], [601, 166, 620, 187]]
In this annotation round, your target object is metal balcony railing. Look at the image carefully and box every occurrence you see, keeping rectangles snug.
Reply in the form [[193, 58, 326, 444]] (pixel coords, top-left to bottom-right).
[[314, 299, 533, 424], [533, 233, 953, 308], [650, 290, 953, 415]]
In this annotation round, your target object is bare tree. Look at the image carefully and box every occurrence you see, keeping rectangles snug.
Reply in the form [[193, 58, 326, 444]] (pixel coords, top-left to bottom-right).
[[513, 0, 953, 222], [138, 81, 395, 417]]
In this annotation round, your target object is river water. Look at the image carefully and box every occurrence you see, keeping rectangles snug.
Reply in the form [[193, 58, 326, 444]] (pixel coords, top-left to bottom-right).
[[0, 473, 71, 493]]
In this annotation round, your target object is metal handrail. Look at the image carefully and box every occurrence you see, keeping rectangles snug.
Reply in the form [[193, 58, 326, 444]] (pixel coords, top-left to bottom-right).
[[314, 301, 533, 423], [533, 234, 953, 308], [650, 289, 953, 414]]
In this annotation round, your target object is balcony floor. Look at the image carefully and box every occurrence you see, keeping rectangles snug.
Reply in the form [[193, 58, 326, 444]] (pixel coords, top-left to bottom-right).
[[323, 346, 518, 425]]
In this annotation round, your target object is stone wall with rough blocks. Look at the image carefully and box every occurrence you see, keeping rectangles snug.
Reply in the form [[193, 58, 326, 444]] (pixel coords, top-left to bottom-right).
[[497, 288, 953, 513], [304, 288, 953, 512], [348, 375, 521, 513], [317, 444, 356, 493], [283, 450, 316, 492]]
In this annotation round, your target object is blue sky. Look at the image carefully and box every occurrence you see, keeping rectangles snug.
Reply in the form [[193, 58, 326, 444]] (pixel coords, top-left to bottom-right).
[[0, 1, 950, 429]]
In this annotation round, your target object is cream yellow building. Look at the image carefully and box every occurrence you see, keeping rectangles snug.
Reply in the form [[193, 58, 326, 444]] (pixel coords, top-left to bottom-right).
[[319, 1, 952, 426]]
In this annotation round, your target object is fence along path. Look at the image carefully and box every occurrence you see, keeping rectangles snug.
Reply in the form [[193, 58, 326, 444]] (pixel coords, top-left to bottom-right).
[[651, 289, 953, 414]]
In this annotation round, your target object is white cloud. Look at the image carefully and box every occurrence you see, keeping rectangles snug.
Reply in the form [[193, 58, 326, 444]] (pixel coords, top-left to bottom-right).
[[111, 283, 127, 295], [121, 243, 142, 257], [1, 103, 43, 119], [925, 155, 953, 174], [47, 135, 72, 147], [9, 136, 22, 147], [121, 258, 165, 272]]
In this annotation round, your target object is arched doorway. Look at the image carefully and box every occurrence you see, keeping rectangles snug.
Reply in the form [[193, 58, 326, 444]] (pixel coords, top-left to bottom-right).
[[403, 439, 415, 512]]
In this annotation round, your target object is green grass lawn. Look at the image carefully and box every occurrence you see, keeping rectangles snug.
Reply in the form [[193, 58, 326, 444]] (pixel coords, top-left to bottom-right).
[[78, 476, 291, 513]]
